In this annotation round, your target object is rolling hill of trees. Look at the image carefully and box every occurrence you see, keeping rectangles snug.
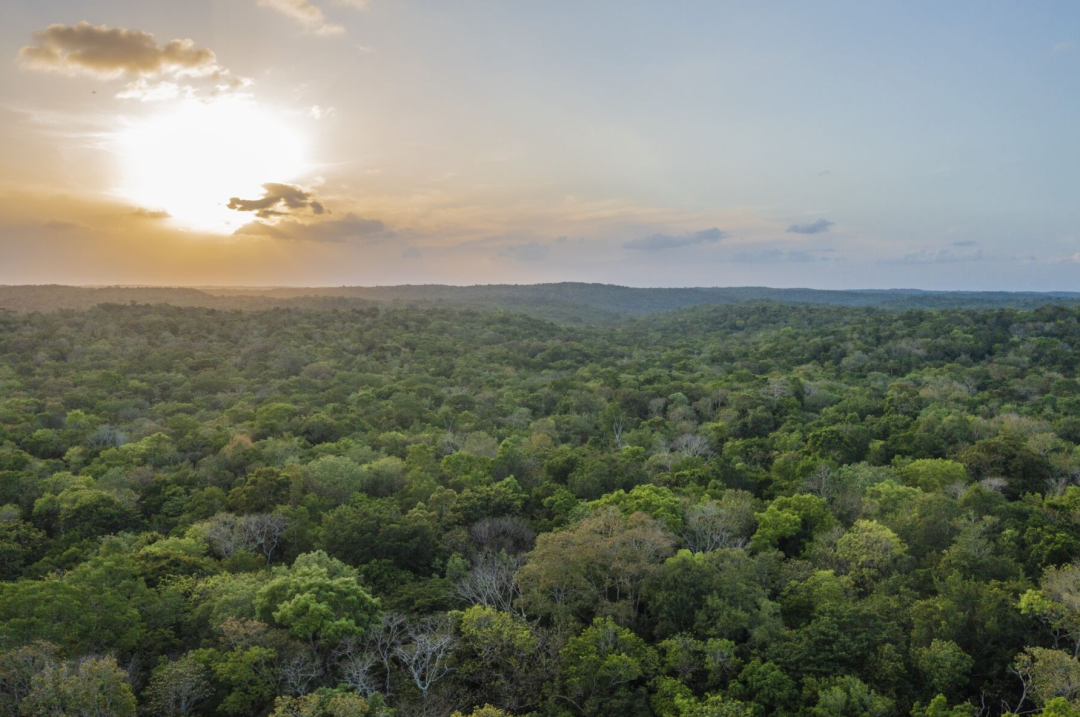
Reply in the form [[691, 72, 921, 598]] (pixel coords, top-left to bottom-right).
[[2, 283, 1079, 323]]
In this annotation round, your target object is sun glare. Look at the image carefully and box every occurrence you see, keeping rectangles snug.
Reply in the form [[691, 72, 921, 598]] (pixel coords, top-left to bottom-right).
[[115, 99, 308, 233]]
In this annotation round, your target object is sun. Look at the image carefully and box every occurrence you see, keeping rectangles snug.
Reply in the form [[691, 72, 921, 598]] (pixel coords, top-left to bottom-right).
[[114, 98, 308, 233]]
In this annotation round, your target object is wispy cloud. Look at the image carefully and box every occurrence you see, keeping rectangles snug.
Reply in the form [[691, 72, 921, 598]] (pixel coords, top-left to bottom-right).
[[787, 218, 834, 235], [128, 208, 171, 219], [1053, 41, 1075, 53], [890, 247, 985, 264], [258, 0, 346, 35], [236, 212, 392, 243], [623, 227, 726, 251]]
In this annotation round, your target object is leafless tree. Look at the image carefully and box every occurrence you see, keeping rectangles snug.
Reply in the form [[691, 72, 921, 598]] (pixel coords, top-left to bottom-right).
[[803, 463, 835, 498], [653, 439, 674, 472], [278, 650, 323, 696], [611, 415, 627, 448], [203, 513, 248, 558], [203, 512, 289, 564], [693, 392, 724, 421], [441, 428, 465, 456], [673, 433, 711, 459], [682, 493, 756, 552], [648, 397, 667, 418], [455, 551, 524, 615], [365, 613, 406, 696], [337, 651, 379, 697], [87, 424, 127, 449], [144, 656, 211, 717], [242, 513, 289, 564], [470, 516, 535, 556], [393, 615, 457, 700]]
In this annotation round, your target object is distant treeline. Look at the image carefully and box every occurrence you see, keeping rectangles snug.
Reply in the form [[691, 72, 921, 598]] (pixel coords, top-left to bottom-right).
[[2, 283, 1079, 323]]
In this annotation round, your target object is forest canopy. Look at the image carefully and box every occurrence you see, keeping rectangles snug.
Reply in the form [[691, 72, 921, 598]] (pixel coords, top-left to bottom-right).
[[1, 297, 1079, 717]]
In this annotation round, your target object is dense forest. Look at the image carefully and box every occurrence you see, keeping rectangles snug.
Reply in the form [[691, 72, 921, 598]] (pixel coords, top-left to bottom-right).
[[1, 296, 1080, 717]]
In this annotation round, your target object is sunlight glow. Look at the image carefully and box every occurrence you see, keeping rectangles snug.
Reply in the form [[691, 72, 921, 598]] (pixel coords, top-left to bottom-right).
[[114, 98, 308, 233]]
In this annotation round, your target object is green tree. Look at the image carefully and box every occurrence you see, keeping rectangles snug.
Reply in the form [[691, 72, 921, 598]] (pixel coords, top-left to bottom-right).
[[559, 617, 658, 717], [255, 551, 379, 647]]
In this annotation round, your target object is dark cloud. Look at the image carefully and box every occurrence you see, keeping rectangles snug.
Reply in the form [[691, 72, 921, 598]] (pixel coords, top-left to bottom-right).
[[787, 219, 834, 235], [624, 227, 726, 251], [731, 249, 821, 264], [227, 184, 326, 219], [18, 22, 225, 80], [235, 212, 390, 243], [129, 208, 171, 219]]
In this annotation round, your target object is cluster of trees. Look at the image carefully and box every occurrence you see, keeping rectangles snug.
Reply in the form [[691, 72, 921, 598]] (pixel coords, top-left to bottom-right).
[[0, 300, 1079, 717]]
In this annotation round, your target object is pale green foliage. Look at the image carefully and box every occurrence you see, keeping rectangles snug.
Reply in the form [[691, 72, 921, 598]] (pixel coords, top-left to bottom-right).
[[836, 519, 908, 586], [592, 484, 683, 532], [255, 551, 378, 645], [21, 655, 136, 717], [898, 460, 970, 492]]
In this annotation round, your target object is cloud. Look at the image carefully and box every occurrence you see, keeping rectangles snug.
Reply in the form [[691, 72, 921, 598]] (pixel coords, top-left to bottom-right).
[[236, 213, 391, 243], [227, 183, 326, 219], [787, 218, 834, 235], [308, 105, 335, 119], [623, 227, 726, 251], [950, 240, 978, 247], [258, 0, 345, 35], [731, 249, 821, 264], [129, 208, 171, 219], [114, 79, 182, 102], [891, 247, 985, 264], [401, 246, 422, 259], [1053, 41, 1075, 53], [18, 22, 228, 80], [499, 241, 549, 262]]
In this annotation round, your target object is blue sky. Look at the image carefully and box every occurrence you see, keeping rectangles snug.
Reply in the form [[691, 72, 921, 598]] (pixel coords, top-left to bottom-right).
[[0, 0, 1078, 287]]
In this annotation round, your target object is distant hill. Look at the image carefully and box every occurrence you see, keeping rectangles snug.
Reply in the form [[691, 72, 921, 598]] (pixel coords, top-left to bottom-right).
[[1, 283, 1078, 322]]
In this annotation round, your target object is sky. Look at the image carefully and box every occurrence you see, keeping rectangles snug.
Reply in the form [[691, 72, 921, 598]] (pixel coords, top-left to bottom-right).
[[1, 0, 1079, 289]]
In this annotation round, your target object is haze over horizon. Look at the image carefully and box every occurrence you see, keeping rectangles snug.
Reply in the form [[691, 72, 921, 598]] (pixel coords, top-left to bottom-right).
[[2, 1, 1079, 289]]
